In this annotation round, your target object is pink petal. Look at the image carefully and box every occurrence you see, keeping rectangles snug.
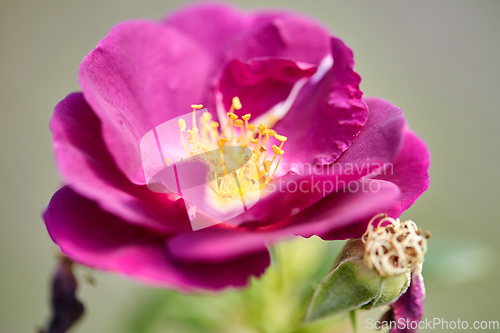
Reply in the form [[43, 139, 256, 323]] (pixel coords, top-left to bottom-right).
[[163, 3, 251, 63], [391, 272, 426, 333], [167, 227, 273, 263], [224, 13, 331, 65], [375, 130, 431, 218], [274, 37, 368, 166], [336, 97, 407, 167], [44, 186, 270, 290], [218, 57, 316, 120], [278, 179, 401, 237], [79, 20, 212, 184], [231, 169, 366, 228], [164, 3, 331, 121], [51, 93, 191, 234], [164, 3, 328, 65], [311, 128, 429, 240], [167, 180, 400, 263]]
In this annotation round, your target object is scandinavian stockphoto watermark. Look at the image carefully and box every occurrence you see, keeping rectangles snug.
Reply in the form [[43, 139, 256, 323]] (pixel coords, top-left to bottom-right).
[[140, 106, 393, 231], [366, 318, 500, 330], [260, 160, 393, 196]]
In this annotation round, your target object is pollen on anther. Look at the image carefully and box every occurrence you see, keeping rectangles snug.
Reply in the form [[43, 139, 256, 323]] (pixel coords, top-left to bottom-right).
[[274, 134, 288, 142], [263, 160, 271, 171], [191, 104, 203, 109], [232, 97, 242, 110], [178, 119, 186, 131]]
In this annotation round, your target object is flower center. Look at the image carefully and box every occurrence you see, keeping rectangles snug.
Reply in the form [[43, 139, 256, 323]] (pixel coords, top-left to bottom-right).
[[362, 214, 429, 276], [169, 97, 287, 201]]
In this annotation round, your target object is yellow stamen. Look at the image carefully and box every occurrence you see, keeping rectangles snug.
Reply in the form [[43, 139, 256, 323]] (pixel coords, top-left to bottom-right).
[[227, 112, 238, 143], [218, 138, 228, 176], [176, 98, 288, 200], [233, 119, 245, 144], [232, 97, 242, 110], [253, 131, 262, 154], [200, 112, 213, 146], [274, 134, 288, 142], [178, 119, 187, 153], [262, 130, 270, 148], [178, 119, 186, 132], [191, 105, 202, 141], [186, 130, 195, 144], [242, 114, 251, 145], [269, 150, 284, 179], [211, 121, 220, 141], [261, 133, 286, 187]]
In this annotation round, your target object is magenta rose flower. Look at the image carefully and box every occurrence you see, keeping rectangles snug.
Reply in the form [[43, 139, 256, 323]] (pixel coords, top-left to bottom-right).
[[44, 5, 429, 325]]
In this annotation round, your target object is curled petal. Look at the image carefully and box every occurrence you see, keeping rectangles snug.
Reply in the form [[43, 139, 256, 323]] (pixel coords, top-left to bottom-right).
[[274, 37, 368, 166], [218, 57, 316, 120], [320, 104, 429, 240], [336, 97, 407, 167], [225, 14, 331, 65]]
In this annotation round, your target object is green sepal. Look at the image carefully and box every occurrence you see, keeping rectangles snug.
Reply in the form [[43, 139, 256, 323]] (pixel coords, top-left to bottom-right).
[[304, 239, 410, 323]]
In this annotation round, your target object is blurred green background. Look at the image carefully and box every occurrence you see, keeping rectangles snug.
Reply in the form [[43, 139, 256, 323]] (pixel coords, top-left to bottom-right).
[[1, 0, 499, 332]]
